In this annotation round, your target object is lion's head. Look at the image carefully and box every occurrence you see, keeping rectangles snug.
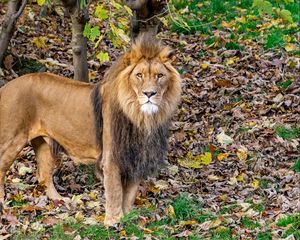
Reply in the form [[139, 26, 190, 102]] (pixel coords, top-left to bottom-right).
[[104, 34, 181, 131]]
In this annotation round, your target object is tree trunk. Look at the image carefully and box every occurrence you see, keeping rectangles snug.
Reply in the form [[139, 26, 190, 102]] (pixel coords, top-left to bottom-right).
[[0, 0, 27, 65], [62, 0, 89, 82], [124, 0, 167, 39]]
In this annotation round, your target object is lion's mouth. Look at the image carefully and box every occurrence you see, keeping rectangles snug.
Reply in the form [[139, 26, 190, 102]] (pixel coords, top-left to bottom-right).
[[141, 102, 159, 114]]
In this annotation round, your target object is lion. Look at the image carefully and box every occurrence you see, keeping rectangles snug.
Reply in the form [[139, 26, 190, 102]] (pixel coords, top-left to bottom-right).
[[0, 34, 181, 226]]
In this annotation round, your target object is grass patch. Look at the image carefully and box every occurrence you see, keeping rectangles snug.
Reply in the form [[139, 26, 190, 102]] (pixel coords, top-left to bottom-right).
[[277, 213, 300, 239], [275, 125, 300, 140], [171, 194, 214, 223], [241, 216, 260, 230], [211, 227, 235, 240], [257, 230, 273, 240], [291, 159, 300, 172], [264, 29, 285, 49]]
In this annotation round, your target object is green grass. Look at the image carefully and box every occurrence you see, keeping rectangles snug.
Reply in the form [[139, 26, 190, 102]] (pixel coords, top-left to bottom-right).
[[211, 227, 235, 240], [277, 213, 300, 239], [241, 216, 260, 230], [257, 230, 273, 240], [264, 29, 285, 49], [291, 159, 300, 172], [275, 125, 300, 140], [10, 197, 299, 239], [171, 194, 214, 223]]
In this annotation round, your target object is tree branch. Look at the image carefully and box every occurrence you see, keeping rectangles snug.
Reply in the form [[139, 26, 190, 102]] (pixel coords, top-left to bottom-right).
[[12, 0, 28, 20]]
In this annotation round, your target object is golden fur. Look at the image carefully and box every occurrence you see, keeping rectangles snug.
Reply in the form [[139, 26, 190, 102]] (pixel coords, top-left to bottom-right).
[[0, 35, 181, 226]]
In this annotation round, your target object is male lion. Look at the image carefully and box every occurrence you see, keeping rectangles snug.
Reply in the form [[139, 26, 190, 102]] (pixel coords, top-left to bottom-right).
[[0, 35, 181, 226]]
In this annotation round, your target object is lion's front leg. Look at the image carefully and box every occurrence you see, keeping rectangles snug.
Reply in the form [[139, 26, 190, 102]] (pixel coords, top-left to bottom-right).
[[103, 160, 124, 226], [122, 181, 140, 214]]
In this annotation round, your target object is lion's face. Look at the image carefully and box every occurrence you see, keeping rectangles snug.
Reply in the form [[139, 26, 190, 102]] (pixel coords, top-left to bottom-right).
[[129, 59, 171, 115], [108, 37, 181, 130]]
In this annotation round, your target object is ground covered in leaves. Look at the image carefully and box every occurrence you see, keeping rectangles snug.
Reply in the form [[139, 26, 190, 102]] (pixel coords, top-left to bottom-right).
[[0, 1, 299, 239]]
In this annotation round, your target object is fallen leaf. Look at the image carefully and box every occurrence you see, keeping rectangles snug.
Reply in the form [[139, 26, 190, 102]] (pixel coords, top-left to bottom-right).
[[178, 152, 212, 169], [237, 146, 248, 161], [32, 37, 47, 49], [251, 179, 260, 189], [217, 153, 230, 161], [216, 131, 234, 146]]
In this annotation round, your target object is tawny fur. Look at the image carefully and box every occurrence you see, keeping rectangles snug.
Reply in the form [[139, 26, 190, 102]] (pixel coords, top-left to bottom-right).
[[0, 35, 181, 226]]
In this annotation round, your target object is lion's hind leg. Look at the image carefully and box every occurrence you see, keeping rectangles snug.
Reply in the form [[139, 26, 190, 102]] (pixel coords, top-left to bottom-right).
[[31, 137, 67, 201], [0, 133, 28, 205]]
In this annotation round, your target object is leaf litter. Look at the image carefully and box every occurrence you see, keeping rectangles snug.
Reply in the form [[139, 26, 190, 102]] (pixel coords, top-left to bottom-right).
[[0, 2, 299, 239]]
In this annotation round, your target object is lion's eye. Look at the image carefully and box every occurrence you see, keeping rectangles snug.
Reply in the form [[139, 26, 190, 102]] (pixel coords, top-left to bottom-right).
[[157, 73, 164, 79], [136, 73, 143, 78]]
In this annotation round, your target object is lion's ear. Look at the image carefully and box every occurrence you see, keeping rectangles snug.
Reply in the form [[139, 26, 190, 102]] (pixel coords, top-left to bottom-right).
[[159, 47, 176, 63]]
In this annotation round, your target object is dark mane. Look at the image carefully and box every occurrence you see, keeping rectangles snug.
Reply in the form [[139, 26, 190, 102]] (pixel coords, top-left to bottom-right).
[[91, 85, 103, 148], [110, 101, 170, 184]]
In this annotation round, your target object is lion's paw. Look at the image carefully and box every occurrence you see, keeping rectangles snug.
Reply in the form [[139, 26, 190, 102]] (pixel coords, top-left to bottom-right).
[[104, 214, 122, 227]]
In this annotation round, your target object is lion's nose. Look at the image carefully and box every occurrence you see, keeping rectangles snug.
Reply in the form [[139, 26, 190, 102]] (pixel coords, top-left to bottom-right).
[[143, 91, 157, 98]]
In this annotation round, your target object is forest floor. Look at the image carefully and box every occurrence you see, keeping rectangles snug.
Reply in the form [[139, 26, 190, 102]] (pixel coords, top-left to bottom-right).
[[0, 1, 300, 240]]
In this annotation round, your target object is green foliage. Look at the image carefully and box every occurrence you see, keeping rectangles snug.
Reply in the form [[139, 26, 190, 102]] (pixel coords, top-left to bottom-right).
[[275, 125, 300, 140], [82, 0, 131, 64], [257, 230, 273, 240], [171, 194, 214, 223], [252, 0, 273, 14], [277, 214, 300, 238], [276, 79, 293, 89], [241, 216, 260, 229], [169, 0, 299, 52], [265, 29, 285, 48], [210, 227, 235, 240], [291, 159, 300, 172], [252, 0, 295, 22]]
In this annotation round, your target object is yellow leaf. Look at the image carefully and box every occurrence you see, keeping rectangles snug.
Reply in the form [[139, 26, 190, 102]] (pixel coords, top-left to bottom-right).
[[89, 71, 97, 81], [75, 211, 84, 221], [221, 20, 234, 28], [219, 194, 227, 201], [120, 230, 126, 237], [236, 173, 245, 182], [285, 43, 296, 52], [37, 0, 45, 6], [236, 16, 246, 23], [96, 51, 110, 64], [32, 37, 47, 49], [251, 179, 260, 189], [179, 220, 197, 226], [93, 214, 105, 223], [217, 153, 229, 161], [143, 228, 153, 234], [226, 56, 239, 65], [178, 152, 212, 169], [201, 62, 209, 69], [211, 218, 222, 228], [201, 152, 212, 165], [168, 205, 176, 219], [237, 146, 248, 161], [124, 5, 133, 16]]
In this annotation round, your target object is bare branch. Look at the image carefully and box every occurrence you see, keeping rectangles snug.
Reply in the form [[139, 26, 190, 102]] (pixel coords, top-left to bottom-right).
[[13, 0, 28, 19]]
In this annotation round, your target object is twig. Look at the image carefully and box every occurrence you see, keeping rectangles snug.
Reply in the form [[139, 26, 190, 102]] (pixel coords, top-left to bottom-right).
[[13, 0, 28, 19]]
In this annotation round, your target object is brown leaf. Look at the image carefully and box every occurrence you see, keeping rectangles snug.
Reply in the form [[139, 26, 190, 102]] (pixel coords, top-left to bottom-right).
[[3, 55, 14, 70]]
